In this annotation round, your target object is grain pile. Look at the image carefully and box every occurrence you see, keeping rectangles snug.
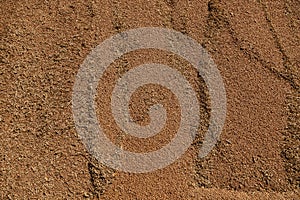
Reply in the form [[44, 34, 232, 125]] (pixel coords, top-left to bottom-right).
[[0, 0, 299, 199]]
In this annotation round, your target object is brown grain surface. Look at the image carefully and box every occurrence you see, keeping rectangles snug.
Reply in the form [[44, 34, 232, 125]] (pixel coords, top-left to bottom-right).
[[0, 0, 299, 199]]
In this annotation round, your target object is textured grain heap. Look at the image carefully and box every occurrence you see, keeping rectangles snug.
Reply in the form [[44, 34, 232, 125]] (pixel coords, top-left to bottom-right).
[[0, 0, 299, 199]]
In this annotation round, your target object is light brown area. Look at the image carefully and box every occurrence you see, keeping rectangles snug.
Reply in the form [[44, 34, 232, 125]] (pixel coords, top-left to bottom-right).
[[0, 0, 299, 199], [193, 188, 299, 200]]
